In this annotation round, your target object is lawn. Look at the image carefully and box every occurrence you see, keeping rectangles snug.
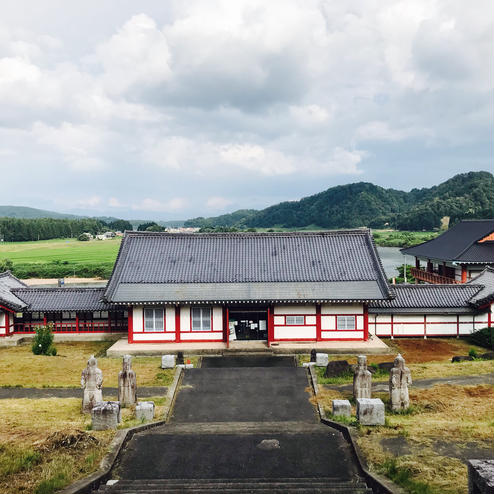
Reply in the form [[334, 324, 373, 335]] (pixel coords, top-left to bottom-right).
[[0, 342, 176, 388], [0, 340, 178, 494], [0, 395, 168, 494], [312, 337, 494, 494], [0, 237, 121, 265]]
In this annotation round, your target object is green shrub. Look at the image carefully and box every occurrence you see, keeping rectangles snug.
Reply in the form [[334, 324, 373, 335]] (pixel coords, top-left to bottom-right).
[[381, 457, 435, 494], [468, 348, 478, 359], [31, 325, 56, 356], [467, 327, 494, 350]]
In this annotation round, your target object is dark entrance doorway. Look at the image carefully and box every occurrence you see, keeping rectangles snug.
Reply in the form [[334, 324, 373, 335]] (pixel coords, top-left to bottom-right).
[[228, 309, 268, 341]]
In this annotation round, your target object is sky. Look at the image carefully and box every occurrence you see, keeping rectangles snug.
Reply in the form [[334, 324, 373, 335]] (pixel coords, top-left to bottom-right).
[[0, 0, 492, 221]]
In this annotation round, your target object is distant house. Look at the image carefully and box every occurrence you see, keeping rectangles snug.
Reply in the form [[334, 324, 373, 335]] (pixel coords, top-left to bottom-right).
[[402, 219, 494, 284]]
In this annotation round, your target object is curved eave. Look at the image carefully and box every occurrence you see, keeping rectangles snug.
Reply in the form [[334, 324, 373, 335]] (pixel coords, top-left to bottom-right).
[[113, 299, 382, 305]]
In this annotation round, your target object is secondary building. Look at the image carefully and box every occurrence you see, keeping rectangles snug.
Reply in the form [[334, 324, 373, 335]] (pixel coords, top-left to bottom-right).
[[402, 219, 494, 284]]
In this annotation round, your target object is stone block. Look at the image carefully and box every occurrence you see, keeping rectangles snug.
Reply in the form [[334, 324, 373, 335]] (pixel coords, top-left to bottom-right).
[[315, 353, 329, 367], [480, 352, 494, 360], [161, 354, 176, 369], [356, 398, 385, 426], [135, 401, 155, 422], [91, 401, 121, 430], [468, 460, 494, 494], [324, 360, 350, 377], [452, 355, 474, 362], [332, 399, 351, 417], [377, 362, 395, 372], [302, 362, 316, 367]]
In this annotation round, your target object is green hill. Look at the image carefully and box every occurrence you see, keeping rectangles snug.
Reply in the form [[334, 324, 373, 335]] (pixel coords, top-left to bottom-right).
[[184, 171, 494, 230], [0, 205, 83, 220]]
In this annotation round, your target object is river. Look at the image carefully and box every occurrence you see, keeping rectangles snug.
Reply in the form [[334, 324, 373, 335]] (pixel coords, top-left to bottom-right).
[[376, 246, 412, 279]]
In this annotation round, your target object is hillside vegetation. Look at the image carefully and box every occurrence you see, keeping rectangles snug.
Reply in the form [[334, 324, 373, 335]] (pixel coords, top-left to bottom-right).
[[184, 171, 494, 230]]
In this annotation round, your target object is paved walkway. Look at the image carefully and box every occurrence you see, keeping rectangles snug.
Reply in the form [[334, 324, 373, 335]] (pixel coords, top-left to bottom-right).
[[0, 386, 167, 399], [112, 355, 363, 484]]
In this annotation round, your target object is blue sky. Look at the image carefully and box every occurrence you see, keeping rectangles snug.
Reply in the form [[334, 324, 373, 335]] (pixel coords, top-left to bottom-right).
[[0, 0, 492, 220]]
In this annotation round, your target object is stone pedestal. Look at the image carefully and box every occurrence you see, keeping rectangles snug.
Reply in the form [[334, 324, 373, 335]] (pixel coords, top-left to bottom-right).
[[332, 399, 351, 417], [468, 460, 494, 494], [356, 398, 385, 425], [135, 401, 155, 422], [161, 355, 176, 369], [91, 401, 121, 430], [315, 353, 329, 367], [177, 363, 194, 369]]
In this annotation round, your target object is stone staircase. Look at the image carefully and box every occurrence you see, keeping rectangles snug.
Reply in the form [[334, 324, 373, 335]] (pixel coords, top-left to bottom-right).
[[94, 477, 374, 493]]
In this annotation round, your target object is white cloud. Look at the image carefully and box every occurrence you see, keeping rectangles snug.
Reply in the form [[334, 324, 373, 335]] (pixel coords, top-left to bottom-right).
[[206, 196, 233, 209], [132, 197, 187, 212], [108, 197, 123, 208], [75, 196, 102, 209], [355, 121, 434, 142], [289, 104, 331, 125]]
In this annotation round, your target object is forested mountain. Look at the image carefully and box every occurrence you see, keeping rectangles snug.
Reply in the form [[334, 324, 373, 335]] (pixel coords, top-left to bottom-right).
[[184, 171, 494, 231], [0, 205, 82, 220]]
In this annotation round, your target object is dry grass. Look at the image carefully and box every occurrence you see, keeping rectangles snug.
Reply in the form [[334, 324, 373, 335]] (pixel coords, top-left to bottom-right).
[[0, 342, 176, 388], [353, 384, 494, 494], [0, 394, 168, 494], [0, 398, 114, 494]]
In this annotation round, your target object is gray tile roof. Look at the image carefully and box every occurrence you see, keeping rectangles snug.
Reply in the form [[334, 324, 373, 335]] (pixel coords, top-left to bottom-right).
[[369, 284, 482, 314], [12, 288, 118, 312], [402, 219, 494, 263], [104, 230, 392, 303], [467, 267, 494, 307], [0, 271, 28, 310]]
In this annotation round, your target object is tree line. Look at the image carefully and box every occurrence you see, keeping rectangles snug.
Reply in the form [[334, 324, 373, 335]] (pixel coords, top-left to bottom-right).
[[0, 217, 133, 242]]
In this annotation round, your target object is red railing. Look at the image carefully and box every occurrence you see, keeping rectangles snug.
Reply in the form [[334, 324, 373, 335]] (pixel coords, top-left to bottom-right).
[[14, 320, 127, 334], [411, 267, 461, 285]]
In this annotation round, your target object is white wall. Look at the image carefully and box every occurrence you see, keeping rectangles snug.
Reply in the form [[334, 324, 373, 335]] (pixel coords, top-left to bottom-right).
[[130, 305, 176, 341], [273, 304, 316, 340], [371, 306, 492, 337], [0, 311, 6, 335]]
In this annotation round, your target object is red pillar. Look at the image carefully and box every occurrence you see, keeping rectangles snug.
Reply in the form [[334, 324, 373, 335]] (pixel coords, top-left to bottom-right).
[[461, 265, 467, 283], [267, 306, 274, 347], [316, 304, 322, 341], [225, 307, 230, 348], [127, 307, 133, 344], [175, 306, 181, 342], [363, 304, 369, 341], [391, 314, 394, 339], [5, 311, 9, 336]]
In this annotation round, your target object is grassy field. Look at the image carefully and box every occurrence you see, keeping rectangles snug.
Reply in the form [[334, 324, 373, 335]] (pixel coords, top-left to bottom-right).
[[0, 342, 177, 388], [313, 338, 494, 494], [0, 341, 179, 494], [0, 237, 121, 265]]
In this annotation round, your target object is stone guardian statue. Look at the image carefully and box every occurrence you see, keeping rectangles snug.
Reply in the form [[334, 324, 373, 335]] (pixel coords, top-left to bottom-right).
[[81, 355, 103, 413], [389, 354, 412, 411], [353, 355, 372, 399], [118, 354, 137, 407]]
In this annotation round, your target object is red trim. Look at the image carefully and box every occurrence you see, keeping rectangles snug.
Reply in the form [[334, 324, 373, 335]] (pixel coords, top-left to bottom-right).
[[128, 307, 133, 344], [274, 314, 317, 326], [171, 337, 224, 343], [461, 265, 467, 283], [0, 304, 15, 313], [267, 306, 274, 347], [224, 307, 230, 348], [175, 306, 181, 342], [363, 304, 369, 341], [391, 314, 394, 338], [5, 311, 10, 336], [489, 309, 492, 328], [424, 315, 427, 338], [316, 304, 322, 342]]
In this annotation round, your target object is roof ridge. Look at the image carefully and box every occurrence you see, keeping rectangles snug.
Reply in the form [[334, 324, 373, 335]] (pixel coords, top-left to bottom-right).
[[12, 287, 105, 293], [122, 229, 370, 238]]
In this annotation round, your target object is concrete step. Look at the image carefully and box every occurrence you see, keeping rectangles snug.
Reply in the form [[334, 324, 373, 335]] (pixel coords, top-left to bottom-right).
[[94, 478, 373, 493]]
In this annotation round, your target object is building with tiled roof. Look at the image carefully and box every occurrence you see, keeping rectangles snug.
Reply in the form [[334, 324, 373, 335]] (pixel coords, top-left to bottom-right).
[[402, 219, 494, 284], [0, 230, 492, 343]]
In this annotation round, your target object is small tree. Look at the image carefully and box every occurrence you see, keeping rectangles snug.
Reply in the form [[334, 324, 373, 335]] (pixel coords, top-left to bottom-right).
[[31, 325, 57, 356], [78, 233, 90, 241]]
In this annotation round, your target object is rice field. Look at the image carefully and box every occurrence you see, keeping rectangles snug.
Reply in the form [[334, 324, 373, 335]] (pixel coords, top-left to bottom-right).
[[0, 237, 121, 265]]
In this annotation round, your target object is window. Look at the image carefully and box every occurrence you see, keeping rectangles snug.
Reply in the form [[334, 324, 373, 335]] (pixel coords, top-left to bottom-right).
[[191, 307, 211, 331], [336, 316, 356, 330], [286, 315, 305, 325], [144, 308, 164, 332]]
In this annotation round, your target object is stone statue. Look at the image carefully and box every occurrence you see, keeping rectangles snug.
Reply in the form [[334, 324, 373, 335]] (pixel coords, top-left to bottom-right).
[[118, 354, 137, 407], [353, 355, 372, 399], [81, 355, 103, 413], [389, 354, 412, 411]]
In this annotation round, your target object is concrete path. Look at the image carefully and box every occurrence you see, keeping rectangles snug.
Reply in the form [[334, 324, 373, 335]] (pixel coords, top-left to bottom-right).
[[112, 355, 364, 487], [326, 372, 494, 393], [0, 386, 167, 399]]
